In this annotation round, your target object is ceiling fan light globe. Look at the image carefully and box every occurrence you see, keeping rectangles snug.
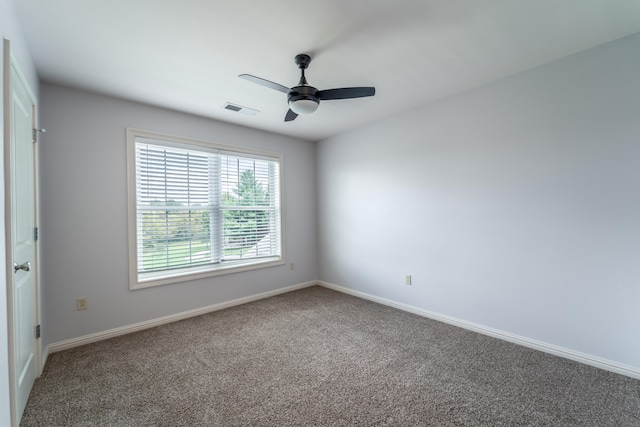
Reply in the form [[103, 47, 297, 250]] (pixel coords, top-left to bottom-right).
[[289, 98, 319, 115]]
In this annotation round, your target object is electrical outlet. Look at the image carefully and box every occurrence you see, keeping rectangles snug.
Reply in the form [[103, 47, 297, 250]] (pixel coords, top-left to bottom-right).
[[77, 297, 88, 311], [289, 262, 295, 271], [405, 275, 412, 285]]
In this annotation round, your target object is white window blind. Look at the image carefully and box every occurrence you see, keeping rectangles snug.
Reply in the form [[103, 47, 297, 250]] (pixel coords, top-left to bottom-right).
[[128, 130, 283, 288]]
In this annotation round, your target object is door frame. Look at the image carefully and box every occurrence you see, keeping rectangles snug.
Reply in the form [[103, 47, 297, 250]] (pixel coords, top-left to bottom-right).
[[3, 38, 42, 427]]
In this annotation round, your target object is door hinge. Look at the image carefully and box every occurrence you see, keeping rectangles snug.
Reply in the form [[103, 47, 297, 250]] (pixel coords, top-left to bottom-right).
[[32, 127, 46, 143], [34, 227, 39, 241], [36, 325, 41, 339]]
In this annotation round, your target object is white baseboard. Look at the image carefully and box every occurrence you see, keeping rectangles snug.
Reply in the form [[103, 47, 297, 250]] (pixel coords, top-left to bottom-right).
[[47, 281, 317, 354], [318, 281, 640, 380], [45, 279, 640, 380]]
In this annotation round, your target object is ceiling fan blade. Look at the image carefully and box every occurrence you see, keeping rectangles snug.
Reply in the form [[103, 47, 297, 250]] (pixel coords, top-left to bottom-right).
[[284, 109, 298, 122], [317, 87, 375, 100], [239, 74, 290, 94]]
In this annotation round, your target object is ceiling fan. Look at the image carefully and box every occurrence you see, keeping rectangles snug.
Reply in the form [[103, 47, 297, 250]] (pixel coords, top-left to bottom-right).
[[239, 54, 375, 122]]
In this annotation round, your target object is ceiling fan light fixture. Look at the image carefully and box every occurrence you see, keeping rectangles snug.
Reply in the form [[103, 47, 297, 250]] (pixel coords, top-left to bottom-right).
[[289, 98, 319, 115]]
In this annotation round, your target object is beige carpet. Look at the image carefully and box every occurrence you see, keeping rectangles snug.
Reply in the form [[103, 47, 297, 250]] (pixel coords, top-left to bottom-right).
[[21, 286, 640, 426]]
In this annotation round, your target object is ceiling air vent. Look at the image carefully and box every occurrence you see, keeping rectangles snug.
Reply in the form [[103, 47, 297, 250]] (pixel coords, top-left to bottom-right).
[[223, 103, 259, 116]]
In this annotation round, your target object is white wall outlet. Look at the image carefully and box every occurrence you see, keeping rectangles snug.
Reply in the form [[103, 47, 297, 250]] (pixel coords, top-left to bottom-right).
[[405, 275, 412, 285], [77, 297, 88, 311], [289, 262, 295, 271]]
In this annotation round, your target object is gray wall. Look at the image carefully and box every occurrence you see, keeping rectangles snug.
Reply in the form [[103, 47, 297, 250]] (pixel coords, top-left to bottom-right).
[[1, 0, 40, 423], [39, 84, 317, 345], [317, 33, 640, 371]]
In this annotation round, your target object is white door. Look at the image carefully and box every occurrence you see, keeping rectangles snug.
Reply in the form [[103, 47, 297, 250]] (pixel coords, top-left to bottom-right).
[[6, 45, 39, 424]]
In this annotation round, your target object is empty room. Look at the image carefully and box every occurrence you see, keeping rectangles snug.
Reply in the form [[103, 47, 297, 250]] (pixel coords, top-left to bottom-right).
[[2, 0, 640, 425]]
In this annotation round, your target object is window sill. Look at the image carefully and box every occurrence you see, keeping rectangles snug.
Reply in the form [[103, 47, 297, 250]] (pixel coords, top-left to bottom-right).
[[130, 257, 284, 290]]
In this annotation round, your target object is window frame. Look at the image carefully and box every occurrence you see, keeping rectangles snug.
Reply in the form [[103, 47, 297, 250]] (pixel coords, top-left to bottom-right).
[[126, 128, 285, 290]]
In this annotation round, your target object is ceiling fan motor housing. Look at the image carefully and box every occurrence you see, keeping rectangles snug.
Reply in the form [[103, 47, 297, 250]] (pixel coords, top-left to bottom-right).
[[288, 85, 319, 114]]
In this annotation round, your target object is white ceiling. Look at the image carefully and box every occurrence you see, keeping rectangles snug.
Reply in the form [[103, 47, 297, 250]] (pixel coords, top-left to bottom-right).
[[13, 0, 640, 141]]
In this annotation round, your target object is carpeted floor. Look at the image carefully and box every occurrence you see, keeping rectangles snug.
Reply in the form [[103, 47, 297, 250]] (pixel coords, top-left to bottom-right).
[[21, 286, 640, 426]]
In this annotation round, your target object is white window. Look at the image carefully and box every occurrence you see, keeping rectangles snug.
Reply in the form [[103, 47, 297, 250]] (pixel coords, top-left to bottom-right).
[[126, 128, 284, 289]]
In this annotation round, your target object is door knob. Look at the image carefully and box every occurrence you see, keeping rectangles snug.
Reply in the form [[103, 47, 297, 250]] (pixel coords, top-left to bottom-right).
[[14, 261, 30, 273]]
